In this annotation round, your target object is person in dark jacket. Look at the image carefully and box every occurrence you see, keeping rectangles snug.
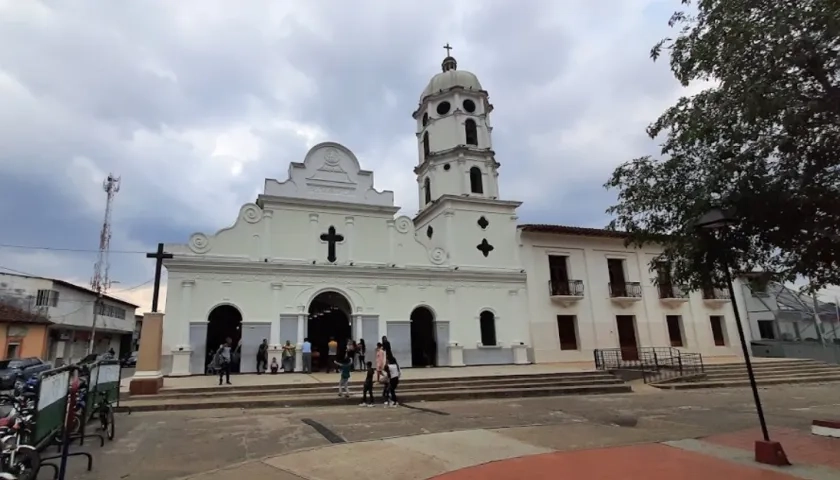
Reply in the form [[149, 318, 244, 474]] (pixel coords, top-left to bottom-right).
[[256, 339, 268, 374]]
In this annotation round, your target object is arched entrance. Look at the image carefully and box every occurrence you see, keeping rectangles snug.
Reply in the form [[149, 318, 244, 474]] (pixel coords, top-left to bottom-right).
[[410, 306, 437, 367], [307, 291, 352, 372], [206, 304, 243, 373]]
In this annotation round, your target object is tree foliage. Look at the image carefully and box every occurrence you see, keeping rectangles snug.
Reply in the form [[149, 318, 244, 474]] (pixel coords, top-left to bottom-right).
[[605, 0, 840, 291]]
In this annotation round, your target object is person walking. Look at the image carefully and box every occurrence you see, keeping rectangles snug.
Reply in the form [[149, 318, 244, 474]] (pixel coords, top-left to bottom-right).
[[326, 337, 338, 373], [302, 337, 312, 373], [386, 356, 400, 407], [335, 355, 353, 397], [256, 339, 268, 374], [357, 339, 366, 370], [217, 337, 233, 385]]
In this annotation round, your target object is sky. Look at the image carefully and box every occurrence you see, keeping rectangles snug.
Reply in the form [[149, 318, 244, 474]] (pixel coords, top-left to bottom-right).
[[1, 0, 837, 312]]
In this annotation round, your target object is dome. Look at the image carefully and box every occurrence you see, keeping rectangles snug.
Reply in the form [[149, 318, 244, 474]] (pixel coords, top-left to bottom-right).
[[419, 57, 483, 102]]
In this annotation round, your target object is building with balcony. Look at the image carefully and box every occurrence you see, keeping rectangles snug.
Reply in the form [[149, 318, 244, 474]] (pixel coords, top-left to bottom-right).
[[0, 272, 139, 364]]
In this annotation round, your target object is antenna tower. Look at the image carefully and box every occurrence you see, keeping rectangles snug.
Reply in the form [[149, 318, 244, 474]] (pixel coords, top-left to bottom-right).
[[89, 173, 121, 354]]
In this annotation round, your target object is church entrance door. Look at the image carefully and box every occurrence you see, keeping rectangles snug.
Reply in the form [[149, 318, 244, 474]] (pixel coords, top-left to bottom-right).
[[206, 305, 243, 373], [410, 307, 437, 367], [308, 291, 353, 372]]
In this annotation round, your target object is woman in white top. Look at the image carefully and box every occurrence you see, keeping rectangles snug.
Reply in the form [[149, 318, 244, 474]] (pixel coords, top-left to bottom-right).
[[385, 358, 400, 407]]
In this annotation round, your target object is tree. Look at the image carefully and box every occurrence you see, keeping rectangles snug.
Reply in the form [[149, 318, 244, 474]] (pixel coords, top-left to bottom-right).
[[604, 0, 840, 291]]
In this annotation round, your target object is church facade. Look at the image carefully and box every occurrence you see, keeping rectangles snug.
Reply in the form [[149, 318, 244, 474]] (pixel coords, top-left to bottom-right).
[[160, 53, 741, 376]]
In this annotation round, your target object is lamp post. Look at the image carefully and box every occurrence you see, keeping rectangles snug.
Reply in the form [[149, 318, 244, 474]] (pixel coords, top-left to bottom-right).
[[694, 207, 788, 465]]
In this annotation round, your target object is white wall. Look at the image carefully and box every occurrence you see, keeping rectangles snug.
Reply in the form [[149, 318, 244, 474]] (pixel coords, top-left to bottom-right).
[[0, 274, 53, 313], [520, 231, 742, 362]]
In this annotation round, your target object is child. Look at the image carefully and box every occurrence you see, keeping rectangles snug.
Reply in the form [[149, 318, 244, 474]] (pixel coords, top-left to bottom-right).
[[360, 361, 375, 407], [335, 355, 353, 397], [270, 357, 279, 374]]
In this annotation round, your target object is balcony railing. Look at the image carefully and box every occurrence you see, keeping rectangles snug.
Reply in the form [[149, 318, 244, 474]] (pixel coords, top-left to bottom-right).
[[609, 282, 642, 298], [548, 279, 585, 297], [702, 287, 731, 301], [658, 284, 689, 300]]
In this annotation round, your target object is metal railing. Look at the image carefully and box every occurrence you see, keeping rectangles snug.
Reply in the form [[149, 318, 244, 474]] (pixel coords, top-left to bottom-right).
[[548, 279, 585, 297], [594, 346, 705, 384], [702, 287, 731, 300], [608, 282, 642, 298], [658, 284, 689, 299]]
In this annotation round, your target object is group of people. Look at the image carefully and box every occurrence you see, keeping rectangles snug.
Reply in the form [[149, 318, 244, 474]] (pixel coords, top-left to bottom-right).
[[212, 335, 403, 407]]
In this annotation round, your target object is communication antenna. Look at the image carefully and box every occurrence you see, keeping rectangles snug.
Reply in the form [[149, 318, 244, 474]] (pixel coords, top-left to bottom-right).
[[89, 174, 121, 354]]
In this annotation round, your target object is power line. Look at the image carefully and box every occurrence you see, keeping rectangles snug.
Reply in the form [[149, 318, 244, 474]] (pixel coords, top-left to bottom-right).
[[0, 243, 147, 254]]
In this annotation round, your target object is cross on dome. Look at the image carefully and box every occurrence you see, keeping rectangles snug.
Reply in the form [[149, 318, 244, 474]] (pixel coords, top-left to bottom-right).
[[443, 43, 453, 56]]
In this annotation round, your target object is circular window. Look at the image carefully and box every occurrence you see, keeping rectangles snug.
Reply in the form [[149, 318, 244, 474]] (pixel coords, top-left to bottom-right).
[[463, 99, 476, 113], [443, 163, 451, 171], [436, 101, 451, 115], [422, 112, 429, 126]]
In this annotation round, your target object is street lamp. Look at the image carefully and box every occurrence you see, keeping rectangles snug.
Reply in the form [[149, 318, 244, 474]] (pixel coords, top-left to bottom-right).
[[694, 207, 789, 466]]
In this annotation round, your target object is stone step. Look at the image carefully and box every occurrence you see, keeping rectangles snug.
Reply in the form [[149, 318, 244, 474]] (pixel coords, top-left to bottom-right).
[[155, 370, 613, 395], [702, 360, 824, 372], [701, 367, 840, 381], [653, 373, 840, 390], [139, 376, 625, 401], [118, 382, 633, 412]]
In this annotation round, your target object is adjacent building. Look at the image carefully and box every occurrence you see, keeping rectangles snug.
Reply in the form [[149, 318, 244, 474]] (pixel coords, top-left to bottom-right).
[[0, 303, 52, 360], [158, 51, 742, 376], [0, 272, 139, 364]]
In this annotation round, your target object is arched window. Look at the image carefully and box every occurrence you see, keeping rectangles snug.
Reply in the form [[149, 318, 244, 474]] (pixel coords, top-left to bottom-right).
[[423, 131, 430, 159], [422, 112, 429, 126], [469, 167, 483, 194], [479, 311, 497, 346], [424, 177, 431, 204], [465, 119, 478, 146]]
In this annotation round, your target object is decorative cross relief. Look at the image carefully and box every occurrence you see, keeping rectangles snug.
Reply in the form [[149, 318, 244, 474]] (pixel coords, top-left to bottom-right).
[[320, 226, 344, 263], [477, 238, 494, 257]]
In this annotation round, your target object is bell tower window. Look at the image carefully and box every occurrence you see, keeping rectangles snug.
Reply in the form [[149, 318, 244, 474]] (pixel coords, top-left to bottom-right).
[[465, 119, 478, 146], [424, 177, 431, 204], [422, 112, 429, 126], [423, 131, 430, 159], [469, 167, 483, 194]]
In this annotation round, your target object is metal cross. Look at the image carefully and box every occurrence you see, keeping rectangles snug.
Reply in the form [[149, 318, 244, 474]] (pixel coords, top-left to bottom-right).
[[443, 43, 453, 56], [146, 243, 173, 312], [320, 226, 345, 263]]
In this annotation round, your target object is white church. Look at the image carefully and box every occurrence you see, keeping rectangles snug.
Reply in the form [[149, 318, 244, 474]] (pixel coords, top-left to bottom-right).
[[160, 52, 741, 376]]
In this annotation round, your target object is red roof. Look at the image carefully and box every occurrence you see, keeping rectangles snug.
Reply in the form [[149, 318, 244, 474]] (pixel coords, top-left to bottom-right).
[[518, 224, 629, 239], [0, 303, 52, 325]]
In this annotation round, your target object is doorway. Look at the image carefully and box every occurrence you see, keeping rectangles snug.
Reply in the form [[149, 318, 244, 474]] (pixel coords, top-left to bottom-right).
[[206, 305, 243, 373], [308, 291, 353, 371], [410, 307, 436, 367], [615, 315, 639, 361]]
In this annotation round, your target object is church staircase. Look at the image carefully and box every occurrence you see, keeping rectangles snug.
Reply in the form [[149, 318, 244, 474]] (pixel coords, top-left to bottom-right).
[[119, 370, 631, 412], [650, 358, 840, 390]]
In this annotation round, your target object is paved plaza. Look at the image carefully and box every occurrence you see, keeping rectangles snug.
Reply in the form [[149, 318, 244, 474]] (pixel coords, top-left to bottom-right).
[[61, 380, 840, 479]]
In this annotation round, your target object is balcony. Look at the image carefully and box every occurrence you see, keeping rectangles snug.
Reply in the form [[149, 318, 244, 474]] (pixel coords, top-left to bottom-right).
[[658, 284, 689, 306], [609, 282, 642, 306], [702, 287, 731, 306], [548, 280, 585, 306]]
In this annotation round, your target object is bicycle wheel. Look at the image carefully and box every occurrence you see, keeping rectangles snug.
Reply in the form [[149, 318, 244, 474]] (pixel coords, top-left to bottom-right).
[[10, 448, 40, 480], [68, 412, 82, 435], [100, 405, 115, 440]]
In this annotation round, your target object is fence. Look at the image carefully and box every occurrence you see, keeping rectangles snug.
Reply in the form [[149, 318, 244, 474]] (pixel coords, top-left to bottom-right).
[[594, 346, 705, 384]]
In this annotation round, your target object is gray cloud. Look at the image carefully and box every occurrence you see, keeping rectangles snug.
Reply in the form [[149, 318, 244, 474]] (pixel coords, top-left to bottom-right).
[[0, 0, 696, 308]]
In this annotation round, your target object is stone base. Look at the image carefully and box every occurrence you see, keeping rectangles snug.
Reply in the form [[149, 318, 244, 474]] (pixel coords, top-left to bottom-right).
[[512, 343, 529, 365], [754, 440, 789, 466], [448, 343, 465, 367], [170, 348, 192, 376], [811, 420, 840, 438], [129, 376, 164, 395]]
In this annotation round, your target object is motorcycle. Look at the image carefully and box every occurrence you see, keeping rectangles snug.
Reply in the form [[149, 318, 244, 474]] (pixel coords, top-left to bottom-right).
[[0, 397, 40, 480]]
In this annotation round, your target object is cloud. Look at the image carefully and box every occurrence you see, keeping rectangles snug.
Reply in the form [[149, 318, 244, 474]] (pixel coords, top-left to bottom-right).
[[6, 0, 782, 312]]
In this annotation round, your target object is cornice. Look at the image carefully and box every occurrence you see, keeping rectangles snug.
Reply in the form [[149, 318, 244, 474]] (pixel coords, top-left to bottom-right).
[[413, 195, 522, 224], [164, 257, 527, 284], [256, 194, 400, 215], [414, 146, 497, 175]]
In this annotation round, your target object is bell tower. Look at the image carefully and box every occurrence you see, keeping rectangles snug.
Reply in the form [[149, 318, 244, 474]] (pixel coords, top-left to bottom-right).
[[413, 44, 500, 211]]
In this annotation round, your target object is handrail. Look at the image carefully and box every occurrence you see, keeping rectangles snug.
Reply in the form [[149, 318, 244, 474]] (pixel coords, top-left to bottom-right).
[[593, 346, 705, 383]]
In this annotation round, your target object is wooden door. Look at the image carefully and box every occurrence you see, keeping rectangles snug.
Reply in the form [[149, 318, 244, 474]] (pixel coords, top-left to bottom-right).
[[616, 315, 639, 361]]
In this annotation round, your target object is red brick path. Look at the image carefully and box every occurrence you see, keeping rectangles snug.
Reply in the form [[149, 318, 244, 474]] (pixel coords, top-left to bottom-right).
[[433, 443, 802, 480], [704, 427, 840, 470]]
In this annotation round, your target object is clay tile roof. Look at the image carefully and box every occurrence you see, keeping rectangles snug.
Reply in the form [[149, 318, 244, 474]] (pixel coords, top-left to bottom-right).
[[0, 303, 52, 325], [518, 224, 630, 239]]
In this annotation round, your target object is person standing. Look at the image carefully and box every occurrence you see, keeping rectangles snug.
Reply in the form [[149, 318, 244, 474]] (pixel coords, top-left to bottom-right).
[[282, 340, 296, 372], [326, 337, 338, 373], [381, 335, 392, 360], [335, 356, 352, 397], [386, 356, 400, 407], [217, 337, 233, 386], [375, 342, 386, 382], [360, 361, 375, 407], [346, 339, 356, 371], [357, 339, 366, 370], [302, 337, 312, 373], [256, 339, 268, 374]]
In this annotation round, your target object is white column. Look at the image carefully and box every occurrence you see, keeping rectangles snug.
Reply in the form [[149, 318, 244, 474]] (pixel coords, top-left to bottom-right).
[[457, 157, 467, 194], [444, 210, 455, 263], [309, 213, 320, 261], [296, 313, 305, 372], [178, 280, 194, 348], [386, 220, 395, 263], [345, 216, 355, 263], [270, 283, 282, 346], [262, 209, 273, 260], [353, 314, 363, 340]]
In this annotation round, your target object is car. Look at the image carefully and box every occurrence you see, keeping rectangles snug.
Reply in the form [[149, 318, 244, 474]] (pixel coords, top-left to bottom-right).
[[121, 351, 137, 368], [0, 357, 52, 390]]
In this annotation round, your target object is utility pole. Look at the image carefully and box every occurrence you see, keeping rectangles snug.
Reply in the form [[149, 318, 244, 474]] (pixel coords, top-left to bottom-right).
[[89, 174, 121, 354]]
